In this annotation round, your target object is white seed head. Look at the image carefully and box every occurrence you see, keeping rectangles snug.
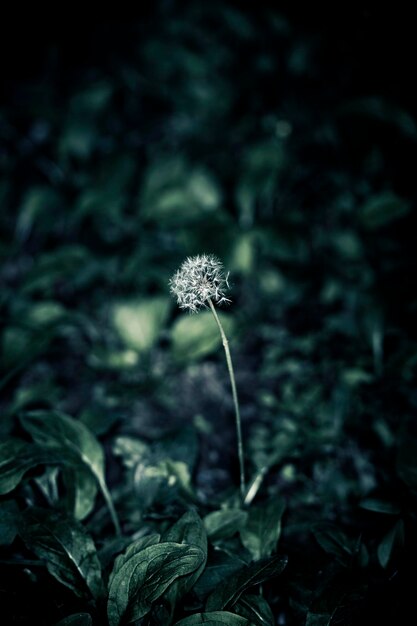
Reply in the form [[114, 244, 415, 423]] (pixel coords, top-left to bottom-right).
[[169, 254, 231, 313]]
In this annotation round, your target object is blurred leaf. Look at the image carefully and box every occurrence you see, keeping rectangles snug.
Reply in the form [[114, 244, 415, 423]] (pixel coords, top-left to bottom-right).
[[19, 508, 103, 600], [204, 509, 248, 542], [206, 554, 288, 611], [107, 536, 205, 625], [0, 438, 60, 495], [1, 325, 51, 369], [397, 438, 417, 491], [359, 498, 401, 515], [340, 97, 417, 138], [240, 497, 285, 561], [55, 614, 92, 626], [21, 245, 94, 295], [174, 612, 250, 625], [313, 525, 354, 566], [171, 310, 235, 362], [0, 499, 20, 545], [112, 297, 170, 353], [16, 186, 62, 242], [377, 519, 404, 568], [234, 593, 275, 626], [359, 192, 410, 229], [305, 613, 332, 626], [140, 158, 221, 223]]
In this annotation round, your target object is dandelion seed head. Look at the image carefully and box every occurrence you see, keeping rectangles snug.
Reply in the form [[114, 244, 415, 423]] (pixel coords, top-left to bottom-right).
[[169, 254, 231, 313]]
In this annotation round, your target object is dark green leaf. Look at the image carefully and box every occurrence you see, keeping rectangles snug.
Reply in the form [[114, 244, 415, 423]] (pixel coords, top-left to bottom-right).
[[19, 508, 103, 600], [313, 525, 353, 566], [20, 411, 106, 516], [55, 614, 92, 626], [204, 509, 248, 542], [0, 499, 20, 545], [234, 593, 274, 626], [240, 497, 285, 560], [62, 466, 98, 521], [174, 612, 250, 625], [305, 613, 332, 626], [0, 438, 61, 495], [107, 535, 205, 625], [159, 511, 208, 622], [359, 498, 401, 515], [206, 554, 288, 611], [194, 550, 247, 599], [359, 192, 410, 229], [397, 439, 417, 491], [377, 519, 405, 568]]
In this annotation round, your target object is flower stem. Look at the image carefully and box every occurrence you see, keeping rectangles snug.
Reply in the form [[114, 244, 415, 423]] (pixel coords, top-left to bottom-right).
[[208, 298, 246, 500]]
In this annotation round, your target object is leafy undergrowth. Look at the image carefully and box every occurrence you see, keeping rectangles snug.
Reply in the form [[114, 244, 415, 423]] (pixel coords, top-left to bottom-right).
[[1, 3, 417, 625]]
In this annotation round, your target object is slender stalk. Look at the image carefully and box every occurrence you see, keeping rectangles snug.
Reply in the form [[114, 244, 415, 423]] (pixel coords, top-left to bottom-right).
[[98, 477, 121, 536], [208, 298, 246, 500]]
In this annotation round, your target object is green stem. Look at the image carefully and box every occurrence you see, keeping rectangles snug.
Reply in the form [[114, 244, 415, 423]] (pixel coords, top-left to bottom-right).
[[98, 477, 121, 536], [208, 298, 246, 500]]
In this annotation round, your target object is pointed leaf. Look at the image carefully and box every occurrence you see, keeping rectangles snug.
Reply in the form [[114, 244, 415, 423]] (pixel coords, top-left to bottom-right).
[[20, 411, 105, 485], [206, 554, 288, 611], [234, 594, 274, 626], [19, 508, 103, 600], [159, 511, 208, 622], [194, 550, 246, 600], [204, 509, 248, 542], [107, 537, 205, 625], [240, 497, 285, 560], [377, 519, 405, 568]]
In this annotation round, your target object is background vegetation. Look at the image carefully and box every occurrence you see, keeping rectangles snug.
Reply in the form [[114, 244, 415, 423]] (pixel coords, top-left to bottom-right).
[[1, 4, 417, 624]]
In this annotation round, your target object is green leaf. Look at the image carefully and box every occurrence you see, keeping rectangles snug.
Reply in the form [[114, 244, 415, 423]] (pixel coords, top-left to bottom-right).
[[397, 438, 417, 491], [174, 612, 250, 625], [313, 525, 353, 566], [377, 519, 405, 568], [107, 536, 205, 625], [204, 509, 248, 542], [359, 498, 401, 515], [194, 550, 246, 600], [0, 438, 60, 495], [234, 593, 275, 626], [19, 508, 103, 600], [172, 311, 235, 362], [62, 466, 98, 521], [55, 614, 92, 626], [20, 411, 104, 481], [153, 511, 208, 624], [359, 192, 410, 229], [206, 554, 288, 611], [305, 613, 332, 626], [240, 497, 285, 560], [21, 410, 121, 533], [112, 297, 171, 353], [0, 500, 20, 545]]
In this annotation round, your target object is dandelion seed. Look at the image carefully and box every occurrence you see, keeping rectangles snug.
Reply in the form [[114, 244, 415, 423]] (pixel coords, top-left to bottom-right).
[[169, 254, 231, 313]]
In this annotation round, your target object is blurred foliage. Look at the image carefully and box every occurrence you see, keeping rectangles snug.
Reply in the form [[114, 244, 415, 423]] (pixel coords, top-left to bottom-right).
[[1, 2, 417, 624]]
